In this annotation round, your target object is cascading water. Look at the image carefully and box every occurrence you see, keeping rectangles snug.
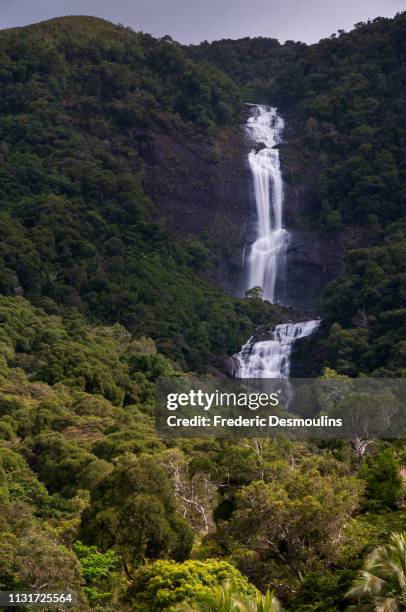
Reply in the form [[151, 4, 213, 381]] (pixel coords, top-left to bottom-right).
[[245, 105, 289, 303], [233, 320, 320, 378], [235, 105, 320, 379]]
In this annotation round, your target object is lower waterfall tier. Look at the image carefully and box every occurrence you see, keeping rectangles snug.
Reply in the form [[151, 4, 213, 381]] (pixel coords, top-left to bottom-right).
[[232, 320, 320, 379]]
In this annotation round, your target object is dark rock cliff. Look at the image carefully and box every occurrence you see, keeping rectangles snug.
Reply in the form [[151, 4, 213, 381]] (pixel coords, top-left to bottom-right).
[[142, 124, 251, 293], [284, 228, 345, 314], [142, 119, 348, 316]]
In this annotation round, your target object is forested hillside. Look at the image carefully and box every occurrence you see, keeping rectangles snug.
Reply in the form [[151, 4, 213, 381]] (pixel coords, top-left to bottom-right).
[[0, 16, 282, 371], [192, 13, 406, 376], [2, 297, 405, 610], [0, 12, 405, 611], [276, 14, 406, 377]]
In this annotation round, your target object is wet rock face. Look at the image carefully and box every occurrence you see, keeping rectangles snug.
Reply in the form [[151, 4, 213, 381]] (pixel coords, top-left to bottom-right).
[[141, 121, 348, 315], [284, 229, 345, 314]]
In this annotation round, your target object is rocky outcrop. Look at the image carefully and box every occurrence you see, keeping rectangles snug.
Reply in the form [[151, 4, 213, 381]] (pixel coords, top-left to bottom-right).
[[142, 123, 252, 292], [284, 228, 345, 314], [142, 118, 349, 315]]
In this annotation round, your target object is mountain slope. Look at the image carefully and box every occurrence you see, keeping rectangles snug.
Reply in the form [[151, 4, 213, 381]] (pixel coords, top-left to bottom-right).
[[192, 13, 406, 375], [0, 13, 404, 376], [0, 14, 406, 611], [0, 16, 283, 370]]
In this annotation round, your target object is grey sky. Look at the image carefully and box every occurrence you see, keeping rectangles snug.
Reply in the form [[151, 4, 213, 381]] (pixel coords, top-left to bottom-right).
[[0, 0, 404, 44]]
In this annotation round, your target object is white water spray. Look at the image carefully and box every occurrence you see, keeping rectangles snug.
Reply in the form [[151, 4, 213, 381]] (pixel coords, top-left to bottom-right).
[[245, 105, 288, 303], [235, 105, 320, 379], [233, 320, 320, 378]]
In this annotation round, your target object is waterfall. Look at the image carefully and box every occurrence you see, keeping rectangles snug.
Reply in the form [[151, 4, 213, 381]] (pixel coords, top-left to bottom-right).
[[233, 320, 320, 378], [245, 105, 289, 303], [235, 105, 320, 379]]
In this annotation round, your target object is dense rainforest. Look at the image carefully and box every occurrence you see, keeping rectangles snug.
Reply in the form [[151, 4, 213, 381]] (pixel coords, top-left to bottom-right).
[[0, 11, 405, 611], [191, 13, 406, 377], [0, 16, 284, 373]]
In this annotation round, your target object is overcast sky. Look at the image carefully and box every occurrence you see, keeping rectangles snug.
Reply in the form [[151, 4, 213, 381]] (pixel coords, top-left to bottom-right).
[[0, 0, 404, 44]]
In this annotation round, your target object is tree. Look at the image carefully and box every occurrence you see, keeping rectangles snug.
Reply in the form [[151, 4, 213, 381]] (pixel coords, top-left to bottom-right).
[[80, 454, 193, 576], [217, 467, 362, 585], [0, 503, 87, 607], [291, 570, 353, 612], [245, 286, 263, 300], [129, 559, 259, 611], [346, 532, 406, 610], [160, 449, 217, 535], [175, 581, 280, 611], [74, 541, 119, 605], [360, 448, 403, 510]]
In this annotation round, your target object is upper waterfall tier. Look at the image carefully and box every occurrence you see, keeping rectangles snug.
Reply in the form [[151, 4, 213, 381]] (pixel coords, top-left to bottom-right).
[[245, 105, 289, 304]]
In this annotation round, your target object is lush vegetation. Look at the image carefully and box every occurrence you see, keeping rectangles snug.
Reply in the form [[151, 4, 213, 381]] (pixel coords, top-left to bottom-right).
[[193, 14, 406, 226], [0, 11, 405, 611], [287, 15, 406, 377], [0, 16, 281, 372], [1, 299, 406, 608], [346, 531, 406, 610], [193, 13, 406, 377]]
